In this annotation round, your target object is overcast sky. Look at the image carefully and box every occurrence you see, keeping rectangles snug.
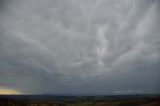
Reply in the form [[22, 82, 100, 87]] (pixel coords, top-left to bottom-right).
[[0, 0, 160, 95]]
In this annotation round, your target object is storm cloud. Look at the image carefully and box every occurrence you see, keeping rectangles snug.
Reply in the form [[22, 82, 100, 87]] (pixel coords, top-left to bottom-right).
[[0, 0, 160, 95]]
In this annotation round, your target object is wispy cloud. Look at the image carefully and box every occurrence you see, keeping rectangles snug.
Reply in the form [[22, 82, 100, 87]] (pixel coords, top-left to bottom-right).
[[0, 0, 159, 94]]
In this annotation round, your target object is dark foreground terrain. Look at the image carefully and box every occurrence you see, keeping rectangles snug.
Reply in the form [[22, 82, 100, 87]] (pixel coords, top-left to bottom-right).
[[0, 94, 160, 106]]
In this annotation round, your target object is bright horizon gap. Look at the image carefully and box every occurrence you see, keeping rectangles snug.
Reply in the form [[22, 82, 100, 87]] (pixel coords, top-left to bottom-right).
[[0, 88, 22, 95]]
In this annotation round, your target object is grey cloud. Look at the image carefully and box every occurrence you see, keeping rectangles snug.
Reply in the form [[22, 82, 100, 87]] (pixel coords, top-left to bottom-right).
[[0, 0, 160, 94]]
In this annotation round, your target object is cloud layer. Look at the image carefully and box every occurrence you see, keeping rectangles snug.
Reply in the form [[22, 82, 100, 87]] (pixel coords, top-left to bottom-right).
[[0, 0, 160, 94]]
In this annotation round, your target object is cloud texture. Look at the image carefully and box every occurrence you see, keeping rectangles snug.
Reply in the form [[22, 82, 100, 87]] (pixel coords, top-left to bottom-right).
[[0, 0, 160, 94]]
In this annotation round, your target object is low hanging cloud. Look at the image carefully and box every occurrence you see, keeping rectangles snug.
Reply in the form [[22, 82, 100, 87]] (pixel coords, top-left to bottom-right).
[[0, 0, 160, 94]]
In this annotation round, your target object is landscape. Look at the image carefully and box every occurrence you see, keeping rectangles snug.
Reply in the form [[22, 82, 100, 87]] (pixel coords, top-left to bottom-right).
[[0, 0, 160, 106], [0, 94, 160, 106]]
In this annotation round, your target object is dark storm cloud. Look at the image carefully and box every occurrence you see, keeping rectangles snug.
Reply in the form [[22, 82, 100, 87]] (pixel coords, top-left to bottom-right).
[[0, 0, 160, 94]]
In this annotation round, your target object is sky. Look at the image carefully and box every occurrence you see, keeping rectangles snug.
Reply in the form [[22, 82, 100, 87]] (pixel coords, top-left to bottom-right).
[[0, 0, 160, 95]]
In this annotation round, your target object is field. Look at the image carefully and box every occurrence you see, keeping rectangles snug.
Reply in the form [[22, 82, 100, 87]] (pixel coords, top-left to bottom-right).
[[0, 94, 160, 106]]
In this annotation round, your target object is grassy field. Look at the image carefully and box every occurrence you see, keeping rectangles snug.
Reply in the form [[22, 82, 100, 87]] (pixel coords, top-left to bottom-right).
[[0, 95, 160, 106]]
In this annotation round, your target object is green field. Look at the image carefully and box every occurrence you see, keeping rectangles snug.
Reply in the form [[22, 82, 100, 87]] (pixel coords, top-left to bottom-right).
[[0, 95, 160, 106]]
